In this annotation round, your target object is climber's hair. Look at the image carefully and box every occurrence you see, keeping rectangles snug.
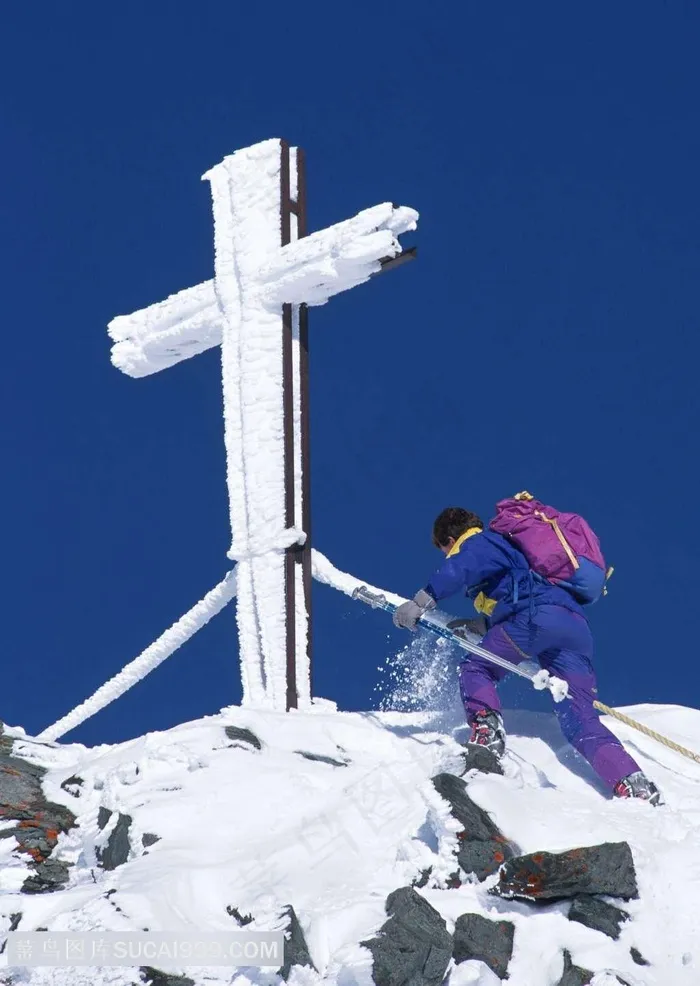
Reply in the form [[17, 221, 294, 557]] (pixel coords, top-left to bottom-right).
[[432, 507, 484, 548]]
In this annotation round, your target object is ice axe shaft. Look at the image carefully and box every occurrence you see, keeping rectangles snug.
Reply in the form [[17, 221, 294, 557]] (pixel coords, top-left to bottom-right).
[[352, 584, 569, 702]]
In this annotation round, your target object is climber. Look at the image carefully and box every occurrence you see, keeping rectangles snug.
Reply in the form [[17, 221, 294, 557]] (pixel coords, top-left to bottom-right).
[[393, 501, 661, 805]]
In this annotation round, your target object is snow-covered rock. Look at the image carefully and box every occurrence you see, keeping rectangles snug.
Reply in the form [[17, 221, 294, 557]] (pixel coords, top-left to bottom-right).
[[492, 843, 638, 902], [567, 898, 629, 942], [452, 913, 514, 980], [0, 701, 699, 984], [361, 887, 452, 986], [0, 730, 76, 895]]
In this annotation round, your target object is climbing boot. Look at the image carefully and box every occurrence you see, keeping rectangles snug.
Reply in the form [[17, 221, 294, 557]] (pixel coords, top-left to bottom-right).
[[613, 770, 662, 806], [467, 708, 506, 760]]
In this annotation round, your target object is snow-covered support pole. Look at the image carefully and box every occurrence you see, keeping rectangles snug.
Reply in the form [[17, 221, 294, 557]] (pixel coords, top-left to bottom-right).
[[311, 549, 407, 607], [38, 570, 238, 742]]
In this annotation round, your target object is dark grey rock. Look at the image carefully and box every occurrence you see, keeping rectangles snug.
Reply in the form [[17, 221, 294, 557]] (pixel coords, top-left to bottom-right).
[[0, 724, 14, 757], [60, 775, 84, 796], [0, 753, 75, 893], [493, 842, 638, 902], [432, 774, 502, 841], [140, 968, 195, 986], [458, 841, 512, 883], [279, 905, 316, 981], [556, 950, 593, 986], [453, 912, 514, 980], [412, 868, 431, 889], [22, 858, 72, 894], [98, 813, 133, 871], [103, 889, 129, 917], [0, 755, 46, 808], [41, 802, 75, 833], [2, 755, 47, 784], [296, 751, 349, 767], [569, 896, 629, 940], [142, 833, 160, 848], [224, 726, 262, 750], [361, 887, 452, 986], [0, 914, 22, 954], [16, 826, 56, 860], [432, 773, 514, 882], [227, 905, 253, 926], [97, 806, 113, 830], [461, 747, 504, 776], [630, 947, 650, 966]]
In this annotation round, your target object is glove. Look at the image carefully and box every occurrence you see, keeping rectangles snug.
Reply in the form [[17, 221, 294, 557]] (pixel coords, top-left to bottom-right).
[[446, 617, 487, 638], [393, 589, 436, 631]]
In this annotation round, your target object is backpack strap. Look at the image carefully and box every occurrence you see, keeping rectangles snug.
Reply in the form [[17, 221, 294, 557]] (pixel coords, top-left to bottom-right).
[[603, 566, 615, 596], [534, 512, 580, 571]]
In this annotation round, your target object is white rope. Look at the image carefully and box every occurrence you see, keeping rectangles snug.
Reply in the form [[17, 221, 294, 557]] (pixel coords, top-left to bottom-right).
[[38, 569, 238, 742], [311, 549, 406, 606]]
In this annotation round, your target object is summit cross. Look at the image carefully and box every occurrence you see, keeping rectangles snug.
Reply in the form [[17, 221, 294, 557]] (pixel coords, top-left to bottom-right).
[[108, 138, 417, 712]]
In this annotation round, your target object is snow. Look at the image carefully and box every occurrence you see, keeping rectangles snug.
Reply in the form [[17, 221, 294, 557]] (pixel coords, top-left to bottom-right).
[[4, 695, 700, 985]]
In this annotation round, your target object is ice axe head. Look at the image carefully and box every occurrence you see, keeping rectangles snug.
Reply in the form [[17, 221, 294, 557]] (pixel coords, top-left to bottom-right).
[[351, 586, 388, 609]]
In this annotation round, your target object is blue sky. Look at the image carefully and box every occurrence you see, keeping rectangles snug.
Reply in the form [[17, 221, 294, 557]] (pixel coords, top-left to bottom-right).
[[2, 4, 699, 746]]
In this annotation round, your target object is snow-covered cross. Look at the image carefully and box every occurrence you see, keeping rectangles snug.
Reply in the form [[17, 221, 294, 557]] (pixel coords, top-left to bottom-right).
[[108, 138, 417, 712]]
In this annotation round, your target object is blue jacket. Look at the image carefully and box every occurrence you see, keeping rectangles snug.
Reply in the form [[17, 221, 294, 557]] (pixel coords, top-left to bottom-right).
[[425, 529, 585, 626]]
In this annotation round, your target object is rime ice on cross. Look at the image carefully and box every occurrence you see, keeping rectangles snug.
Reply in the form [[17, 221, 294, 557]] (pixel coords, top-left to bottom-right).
[[108, 138, 418, 712]]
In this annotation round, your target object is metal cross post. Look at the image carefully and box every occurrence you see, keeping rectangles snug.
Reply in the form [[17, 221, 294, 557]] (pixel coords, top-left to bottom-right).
[[108, 138, 417, 712], [280, 141, 311, 713]]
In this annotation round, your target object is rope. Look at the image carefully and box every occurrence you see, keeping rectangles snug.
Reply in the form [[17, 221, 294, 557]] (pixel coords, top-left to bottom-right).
[[594, 700, 700, 767]]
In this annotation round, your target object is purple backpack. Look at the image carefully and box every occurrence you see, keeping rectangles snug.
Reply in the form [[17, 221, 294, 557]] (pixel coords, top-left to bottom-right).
[[489, 491, 610, 604]]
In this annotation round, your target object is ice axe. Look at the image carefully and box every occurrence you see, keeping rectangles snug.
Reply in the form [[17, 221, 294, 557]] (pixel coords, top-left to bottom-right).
[[351, 585, 570, 702]]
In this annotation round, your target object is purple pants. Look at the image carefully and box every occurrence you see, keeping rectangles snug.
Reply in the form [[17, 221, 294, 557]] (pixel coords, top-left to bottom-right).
[[459, 605, 640, 790]]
